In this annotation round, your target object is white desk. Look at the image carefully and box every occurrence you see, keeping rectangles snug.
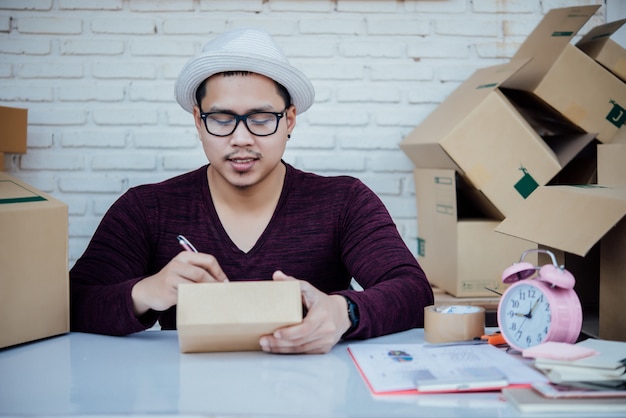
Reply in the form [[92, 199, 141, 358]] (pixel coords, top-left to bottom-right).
[[0, 329, 618, 417]]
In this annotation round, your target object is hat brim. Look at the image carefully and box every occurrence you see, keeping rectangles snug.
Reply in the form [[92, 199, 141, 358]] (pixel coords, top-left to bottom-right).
[[175, 52, 315, 115]]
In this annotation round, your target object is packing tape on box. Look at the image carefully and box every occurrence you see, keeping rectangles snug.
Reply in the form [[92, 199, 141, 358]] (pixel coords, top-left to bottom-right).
[[424, 305, 485, 344]]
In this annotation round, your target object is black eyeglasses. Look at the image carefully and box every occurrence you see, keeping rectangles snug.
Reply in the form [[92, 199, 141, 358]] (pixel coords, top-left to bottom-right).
[[199, 108, 287, 137]]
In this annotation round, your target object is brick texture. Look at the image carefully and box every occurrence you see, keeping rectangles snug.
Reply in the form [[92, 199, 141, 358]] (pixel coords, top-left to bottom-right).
[[0, 0, 606, 265]]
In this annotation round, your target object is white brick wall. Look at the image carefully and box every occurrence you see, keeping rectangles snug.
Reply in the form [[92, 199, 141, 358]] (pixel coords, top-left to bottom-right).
[[0, 0, 608, 266]]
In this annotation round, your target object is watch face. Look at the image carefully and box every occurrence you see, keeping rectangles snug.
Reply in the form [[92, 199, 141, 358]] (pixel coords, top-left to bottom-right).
[[499, 282, 551, 350]]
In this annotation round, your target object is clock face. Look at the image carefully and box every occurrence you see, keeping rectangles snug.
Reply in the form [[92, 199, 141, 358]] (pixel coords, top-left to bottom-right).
[[498, 282, 551, 350]]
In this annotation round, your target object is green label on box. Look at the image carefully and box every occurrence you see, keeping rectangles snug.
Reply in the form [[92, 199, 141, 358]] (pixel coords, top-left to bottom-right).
[[551, 31, 574, 37], [590, 33, 611, 41], [434, 176, 452, 185], [572, 184, 609, 189], [0, 180, 47, 204], [514, 166, 538, 199], [0, 196, 47, 204], [436, 204, 454, 215], [417, 238, 425, 257], [606, 100, 626, 128]]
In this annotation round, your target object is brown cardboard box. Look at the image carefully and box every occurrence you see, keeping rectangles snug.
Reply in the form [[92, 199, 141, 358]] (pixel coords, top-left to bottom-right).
[[597, 143, 626, 341], [177, 281, 303, 353], [0, 173, 69, 348], [599, 212, 626, 342], [598, 144, 626, 185], [0, 106, 27, 154], [431, 285, 500, 311], [613, 127, 626, 144], [400, 60, 595, 218], [506, 5, 626, 143], [414, 168, 537, 297], [576, 19, 626, 83], [0, 105, 27, 172], [496, 185, 626, 341]]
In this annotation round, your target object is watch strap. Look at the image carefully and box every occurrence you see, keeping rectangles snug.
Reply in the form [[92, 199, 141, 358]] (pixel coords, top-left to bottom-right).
[[344, 296, 359, 334]]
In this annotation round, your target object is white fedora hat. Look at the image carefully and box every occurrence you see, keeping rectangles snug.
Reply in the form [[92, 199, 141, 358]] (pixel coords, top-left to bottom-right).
[[175, 28, 315, 115]]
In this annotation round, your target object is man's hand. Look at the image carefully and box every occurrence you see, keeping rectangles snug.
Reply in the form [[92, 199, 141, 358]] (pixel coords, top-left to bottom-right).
[[131, 251, 229, 316], [259, 270, 352, 354]]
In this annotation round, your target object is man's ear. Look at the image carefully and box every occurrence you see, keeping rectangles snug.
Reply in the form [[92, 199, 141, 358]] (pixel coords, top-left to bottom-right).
[[286, 104, 297, 134], [192, 105, 204, 132]]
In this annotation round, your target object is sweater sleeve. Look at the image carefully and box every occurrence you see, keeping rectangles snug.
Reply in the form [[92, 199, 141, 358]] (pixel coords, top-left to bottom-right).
[[69, 190, 158, 335], [333, 181, 434, 339]]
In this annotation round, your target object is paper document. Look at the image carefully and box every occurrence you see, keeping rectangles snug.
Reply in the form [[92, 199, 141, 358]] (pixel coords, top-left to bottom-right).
[[348, 343, 547, 395], [532, 339, 626, 383], [534, 338, 626, 370]]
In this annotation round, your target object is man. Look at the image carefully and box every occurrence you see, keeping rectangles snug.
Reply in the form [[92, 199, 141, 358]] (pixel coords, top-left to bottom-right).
[[70, 28, 434, 354]]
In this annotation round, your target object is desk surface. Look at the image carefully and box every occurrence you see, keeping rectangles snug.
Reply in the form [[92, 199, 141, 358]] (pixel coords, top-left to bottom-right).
[[0, 329, 618, 417]]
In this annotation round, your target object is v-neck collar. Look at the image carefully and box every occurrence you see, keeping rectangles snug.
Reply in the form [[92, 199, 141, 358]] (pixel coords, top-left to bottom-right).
[[203, 161, 291, 255]]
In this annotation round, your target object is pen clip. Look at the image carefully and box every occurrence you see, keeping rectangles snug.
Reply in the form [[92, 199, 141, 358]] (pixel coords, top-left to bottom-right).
[[177, 235, 198, 253]]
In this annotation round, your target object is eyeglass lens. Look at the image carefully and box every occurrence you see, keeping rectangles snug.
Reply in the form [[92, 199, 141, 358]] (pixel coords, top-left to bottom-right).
[[203, 111, 283, 137]]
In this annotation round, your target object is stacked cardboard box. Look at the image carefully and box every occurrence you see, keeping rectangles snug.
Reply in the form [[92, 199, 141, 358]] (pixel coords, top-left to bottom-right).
[[494, 11, 626, 341], [574, 19, 626, 84], [0, 106, 69, 349], [0, 105, 28, 171], [401, 2, 626, 335], [414, 167, 535, 297]]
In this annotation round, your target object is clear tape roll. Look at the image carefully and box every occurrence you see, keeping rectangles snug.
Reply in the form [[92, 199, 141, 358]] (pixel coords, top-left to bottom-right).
[[424, 305, 485, 344]]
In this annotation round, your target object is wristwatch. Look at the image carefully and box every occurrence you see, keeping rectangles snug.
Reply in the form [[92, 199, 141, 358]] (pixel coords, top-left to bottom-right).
[[344, 297, 360, 333]]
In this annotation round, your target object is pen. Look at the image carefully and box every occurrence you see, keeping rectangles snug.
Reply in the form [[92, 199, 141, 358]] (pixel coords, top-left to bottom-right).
[[177, 235, 198, 253], [424, 340, 489, 348], [480, 331, 506, 346]]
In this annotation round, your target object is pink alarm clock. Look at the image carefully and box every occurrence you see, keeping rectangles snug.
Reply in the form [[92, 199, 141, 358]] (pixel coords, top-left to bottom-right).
[[497, 249, 583, 352]]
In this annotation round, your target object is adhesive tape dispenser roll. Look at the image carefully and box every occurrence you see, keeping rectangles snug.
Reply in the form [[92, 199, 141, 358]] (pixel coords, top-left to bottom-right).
[[424, 305, 485, 344]]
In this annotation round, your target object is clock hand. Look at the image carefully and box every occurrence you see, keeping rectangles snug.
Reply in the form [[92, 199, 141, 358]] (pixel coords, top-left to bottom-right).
[[516, 316, 528, 334], [524, 298, 540, 319]]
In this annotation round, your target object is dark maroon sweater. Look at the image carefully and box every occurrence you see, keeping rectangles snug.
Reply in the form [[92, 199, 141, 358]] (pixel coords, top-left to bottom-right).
[[70, 163, 433, 338]]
